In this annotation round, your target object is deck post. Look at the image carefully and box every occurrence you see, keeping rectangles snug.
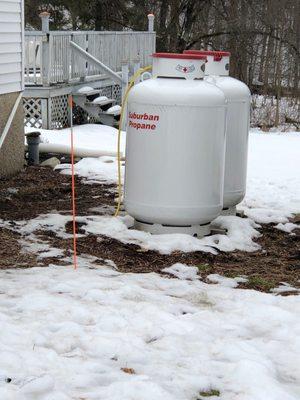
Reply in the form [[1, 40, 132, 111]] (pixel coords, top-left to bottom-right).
[[148, 14, 155, 32], [40, 12, 50, 87], [121, 60, 129, 101], [121, 60, 129, 129], [40, 11, 50, 33], [39, 12, 51, 128], [133, 57, 141, 83]]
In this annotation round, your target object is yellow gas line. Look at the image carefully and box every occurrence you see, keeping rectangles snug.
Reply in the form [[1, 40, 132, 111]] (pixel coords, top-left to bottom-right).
[[114, 66, 152, 217]]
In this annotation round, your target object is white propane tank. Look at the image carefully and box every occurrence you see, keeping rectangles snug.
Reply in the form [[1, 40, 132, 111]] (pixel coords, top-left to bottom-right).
[[184, 50, 251, 214], [124, 53, 227, 237]]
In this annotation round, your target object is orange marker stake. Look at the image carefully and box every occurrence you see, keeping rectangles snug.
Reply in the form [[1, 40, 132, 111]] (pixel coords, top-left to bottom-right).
[[69, 95, 78, 270]]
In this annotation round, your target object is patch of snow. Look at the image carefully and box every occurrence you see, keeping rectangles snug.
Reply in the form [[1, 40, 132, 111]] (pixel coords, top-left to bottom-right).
[[162, 263, 199, 280], [207, 216, 261, 252], [241, 131, 300, 224], [271, 282, 299, 294], [83, 214, 261, 254], [1, 213, 262, 255], [25, 124, 126, 157], [92, 95, 108, 104], [21, 375, 55, 396], [37, 248, 65, 260], [106, 105, 121, 114], [6, 214, 73, 239], [275, 222, 299, 233], [243, 208, 293, 224], [207, 274, 239, 288], [19, 239, 64, 260], [58, 156, 123, 185], [0, 264, 299, 399], [77, 86, 94, 93]]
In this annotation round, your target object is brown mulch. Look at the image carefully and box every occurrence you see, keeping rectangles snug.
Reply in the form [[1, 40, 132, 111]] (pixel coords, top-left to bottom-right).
[[0, 166, 299, 293], [0, 166, 115, 221], [0, 227, 37, 269]]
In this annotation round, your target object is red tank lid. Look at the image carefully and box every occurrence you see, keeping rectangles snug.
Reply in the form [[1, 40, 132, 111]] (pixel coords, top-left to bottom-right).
[[153, 52, 207, 61], [184, 50, 230, 61]]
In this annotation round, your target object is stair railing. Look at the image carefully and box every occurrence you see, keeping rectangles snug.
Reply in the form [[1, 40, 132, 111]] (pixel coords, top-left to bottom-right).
[[70, 41, 124, 85], [70, 40, 129, 102]]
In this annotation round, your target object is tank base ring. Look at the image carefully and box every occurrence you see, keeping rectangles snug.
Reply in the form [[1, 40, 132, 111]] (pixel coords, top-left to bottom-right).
[[221, 206, 237, 216], [134, 220, 211, 237]]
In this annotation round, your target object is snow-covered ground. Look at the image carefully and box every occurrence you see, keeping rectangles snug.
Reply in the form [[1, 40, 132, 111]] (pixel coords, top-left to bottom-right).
[[26, 124, 126, 156], [0, 263, 300, 400], [242, 129, 300, 222], [1, 125, 298, 399]]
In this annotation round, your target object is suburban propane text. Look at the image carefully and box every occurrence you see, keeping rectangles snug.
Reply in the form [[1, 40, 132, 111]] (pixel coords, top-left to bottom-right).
[[129, 112, 160, 131]]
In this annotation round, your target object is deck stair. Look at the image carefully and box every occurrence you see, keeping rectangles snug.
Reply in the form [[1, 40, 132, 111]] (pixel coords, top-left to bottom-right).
[[72, 88, 121, 127]]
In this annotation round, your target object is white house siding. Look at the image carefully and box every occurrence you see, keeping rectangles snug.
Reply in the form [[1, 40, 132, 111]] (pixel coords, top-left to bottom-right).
[[0, 0, 23, 95]]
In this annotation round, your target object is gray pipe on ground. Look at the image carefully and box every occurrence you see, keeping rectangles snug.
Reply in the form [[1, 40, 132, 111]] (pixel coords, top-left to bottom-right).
[[26, 131, 41, 165]]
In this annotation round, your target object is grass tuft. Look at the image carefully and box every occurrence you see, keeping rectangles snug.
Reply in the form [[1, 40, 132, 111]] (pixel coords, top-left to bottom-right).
[[246, 275, 275, 291], [198, 389, 220, 398], [196, 264, 211, 273]]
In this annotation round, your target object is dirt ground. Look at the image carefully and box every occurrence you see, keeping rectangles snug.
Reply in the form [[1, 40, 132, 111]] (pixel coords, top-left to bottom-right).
[[0, 166, 299, 293]]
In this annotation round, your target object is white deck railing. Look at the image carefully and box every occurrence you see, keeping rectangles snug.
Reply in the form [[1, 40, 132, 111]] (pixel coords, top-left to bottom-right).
[[24, 30, 156, 86], [24, 32, 43, 85]]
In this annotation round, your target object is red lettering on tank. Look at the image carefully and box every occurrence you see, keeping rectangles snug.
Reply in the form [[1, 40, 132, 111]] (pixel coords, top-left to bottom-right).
[[129, 111, 160, 132]]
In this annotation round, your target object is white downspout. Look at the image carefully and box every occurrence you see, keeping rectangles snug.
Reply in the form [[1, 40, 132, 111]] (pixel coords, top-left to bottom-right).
[[0, 92, 23, 151]]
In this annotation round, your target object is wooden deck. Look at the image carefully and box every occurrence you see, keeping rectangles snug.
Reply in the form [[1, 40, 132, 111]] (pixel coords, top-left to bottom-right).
[[23, 19, 156, 129]]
